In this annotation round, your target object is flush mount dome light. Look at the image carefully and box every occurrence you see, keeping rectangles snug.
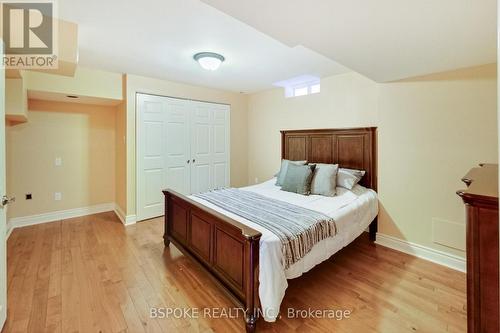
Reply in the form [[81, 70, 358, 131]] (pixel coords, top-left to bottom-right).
[[193, 52, 225, 71]]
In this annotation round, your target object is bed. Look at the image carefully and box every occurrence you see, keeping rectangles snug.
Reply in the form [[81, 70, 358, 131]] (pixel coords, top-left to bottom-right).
[[163, 127, 378, 332]]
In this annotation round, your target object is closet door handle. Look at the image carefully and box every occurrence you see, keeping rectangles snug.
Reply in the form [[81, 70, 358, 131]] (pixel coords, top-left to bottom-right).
[[187, 160, 190, 164], [192, 159, 195, 163]]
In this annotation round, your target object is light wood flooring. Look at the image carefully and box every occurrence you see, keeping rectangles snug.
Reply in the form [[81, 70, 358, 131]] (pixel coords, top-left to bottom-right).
[[2, 212, 466, 332]]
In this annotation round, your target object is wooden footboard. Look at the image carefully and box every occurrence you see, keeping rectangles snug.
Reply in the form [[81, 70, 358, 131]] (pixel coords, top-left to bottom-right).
[[163, 189, 262, 332]]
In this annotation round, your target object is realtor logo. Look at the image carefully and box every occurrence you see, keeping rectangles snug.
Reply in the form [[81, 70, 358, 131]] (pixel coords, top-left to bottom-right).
[[1, 0, 58, 68]]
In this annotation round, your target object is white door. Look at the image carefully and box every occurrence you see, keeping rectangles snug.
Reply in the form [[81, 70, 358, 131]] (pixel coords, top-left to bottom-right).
[[136, 95, 230, 221], [137, 94, 192, 221], [190, 102, 230, 193], [190, 101, 212, 194], [0, 41, 8, 329], [136, 94, 167, 220], [164, 97, 191, 195], [212, 104, 230, 189]]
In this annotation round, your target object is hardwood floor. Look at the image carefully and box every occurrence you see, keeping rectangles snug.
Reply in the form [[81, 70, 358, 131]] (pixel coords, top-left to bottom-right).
[[2, 212, 466, 333]]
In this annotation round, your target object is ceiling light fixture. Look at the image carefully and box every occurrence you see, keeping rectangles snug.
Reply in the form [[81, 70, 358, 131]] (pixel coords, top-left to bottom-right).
[[193, 52, 225, 71]]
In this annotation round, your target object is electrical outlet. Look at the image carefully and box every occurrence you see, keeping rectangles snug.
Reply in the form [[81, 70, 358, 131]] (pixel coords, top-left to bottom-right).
[[26, 193, 32, 200], [54, 192, 62, 201], [254, 177, 259, 184], [55, 157, 62, 166]]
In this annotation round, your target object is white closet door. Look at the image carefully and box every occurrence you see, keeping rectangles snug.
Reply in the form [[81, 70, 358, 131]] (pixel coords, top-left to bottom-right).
[[190, 101, 212, 194], [165, 97, 191, 195], [212, 104, 230, 189], [136, 94, 167, 220], [190, 101, 230, 193], [137, 94, 230, 221], [137, 95, 191, 221]]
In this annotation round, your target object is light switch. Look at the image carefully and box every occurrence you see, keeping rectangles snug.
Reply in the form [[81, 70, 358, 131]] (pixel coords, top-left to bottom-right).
[[54, 192, 62, 201], [55, 157, 62, 166]]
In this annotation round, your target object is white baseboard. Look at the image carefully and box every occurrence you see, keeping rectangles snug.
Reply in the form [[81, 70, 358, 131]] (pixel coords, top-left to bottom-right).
[[114, 205, 126, 224], [6, 223, 14, 240], [125, 214, 137, 225], [375, 233, 466, 272], [6, 202, 116, 239], [113, 204, 136, 226]]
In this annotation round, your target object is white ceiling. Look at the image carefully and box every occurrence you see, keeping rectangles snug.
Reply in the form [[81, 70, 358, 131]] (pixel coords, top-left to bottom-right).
[[58, 0, 349, 93], [202, 0, 497, 82]]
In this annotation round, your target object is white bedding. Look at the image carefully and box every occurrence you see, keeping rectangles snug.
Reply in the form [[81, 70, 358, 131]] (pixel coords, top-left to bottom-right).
[[189, 178, 378, 322]]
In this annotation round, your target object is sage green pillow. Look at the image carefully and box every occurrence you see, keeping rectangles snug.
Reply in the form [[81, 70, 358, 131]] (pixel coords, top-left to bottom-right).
[[310, 163, 339, 196], [281, 164, 316, 195], [275, 159, 307, 186]]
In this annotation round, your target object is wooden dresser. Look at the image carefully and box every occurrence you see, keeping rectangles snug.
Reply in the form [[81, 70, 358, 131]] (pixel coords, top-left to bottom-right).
[[457, 164, 499, 333]]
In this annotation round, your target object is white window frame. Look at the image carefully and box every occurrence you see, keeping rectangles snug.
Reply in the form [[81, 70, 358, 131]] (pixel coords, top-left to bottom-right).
[[290, 80, 321, 97], [293, 84, 309, 97], [310, 83, 320, 94]]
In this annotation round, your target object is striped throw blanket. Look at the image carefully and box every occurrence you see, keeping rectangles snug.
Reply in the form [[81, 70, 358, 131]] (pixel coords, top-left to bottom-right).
[[194, 188, 337, 269]]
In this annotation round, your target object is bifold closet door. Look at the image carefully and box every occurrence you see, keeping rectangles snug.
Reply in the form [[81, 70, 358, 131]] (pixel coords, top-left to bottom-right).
[[190, 101, 230, 194], [164, 97, 191, 195], [137, 95, 191, 220], [137, 94, 229, 221], [136, 94, 167, 221], [211, 103, 230, 190], [190, 101, 212, 194]]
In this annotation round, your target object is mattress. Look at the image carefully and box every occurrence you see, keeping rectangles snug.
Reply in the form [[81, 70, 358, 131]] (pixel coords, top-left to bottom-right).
[[189, 178, 379, 322]]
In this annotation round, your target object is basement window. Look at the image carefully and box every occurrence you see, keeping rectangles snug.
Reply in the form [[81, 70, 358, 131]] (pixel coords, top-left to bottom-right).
[[273, 75, 321, 98], [310, 83, 321, 94], [293, 86, 308, 97]]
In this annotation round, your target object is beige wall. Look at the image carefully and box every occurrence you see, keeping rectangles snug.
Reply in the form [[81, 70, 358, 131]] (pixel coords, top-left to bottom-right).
[[125, 74, 248, 216], [4, 70, 249, 220], [6, 99, 116, 219], [247, 64, 498, 259], [378, 64, 497, 257], [248, 71, 378, 183]]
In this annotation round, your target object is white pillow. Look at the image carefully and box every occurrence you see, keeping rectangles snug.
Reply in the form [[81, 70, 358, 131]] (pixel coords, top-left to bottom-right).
[[337, 168, 365, 189]]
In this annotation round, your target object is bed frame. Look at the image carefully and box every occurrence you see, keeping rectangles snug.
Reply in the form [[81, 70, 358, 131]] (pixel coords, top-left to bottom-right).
[[163, 127, 378, 332]]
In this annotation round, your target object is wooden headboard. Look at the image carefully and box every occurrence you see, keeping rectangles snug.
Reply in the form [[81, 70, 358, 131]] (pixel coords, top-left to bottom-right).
[[281, 127, 377, 191]]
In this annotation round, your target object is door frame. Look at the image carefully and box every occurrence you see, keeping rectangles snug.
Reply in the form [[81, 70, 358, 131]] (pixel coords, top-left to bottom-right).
[[0, 39, 7, 330], [135, 92, 231, 222]]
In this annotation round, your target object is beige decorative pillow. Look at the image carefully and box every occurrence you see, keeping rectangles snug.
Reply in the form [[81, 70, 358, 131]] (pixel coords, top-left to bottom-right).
[[310, 163, 339, 196], [337, 168, 366, 189]]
